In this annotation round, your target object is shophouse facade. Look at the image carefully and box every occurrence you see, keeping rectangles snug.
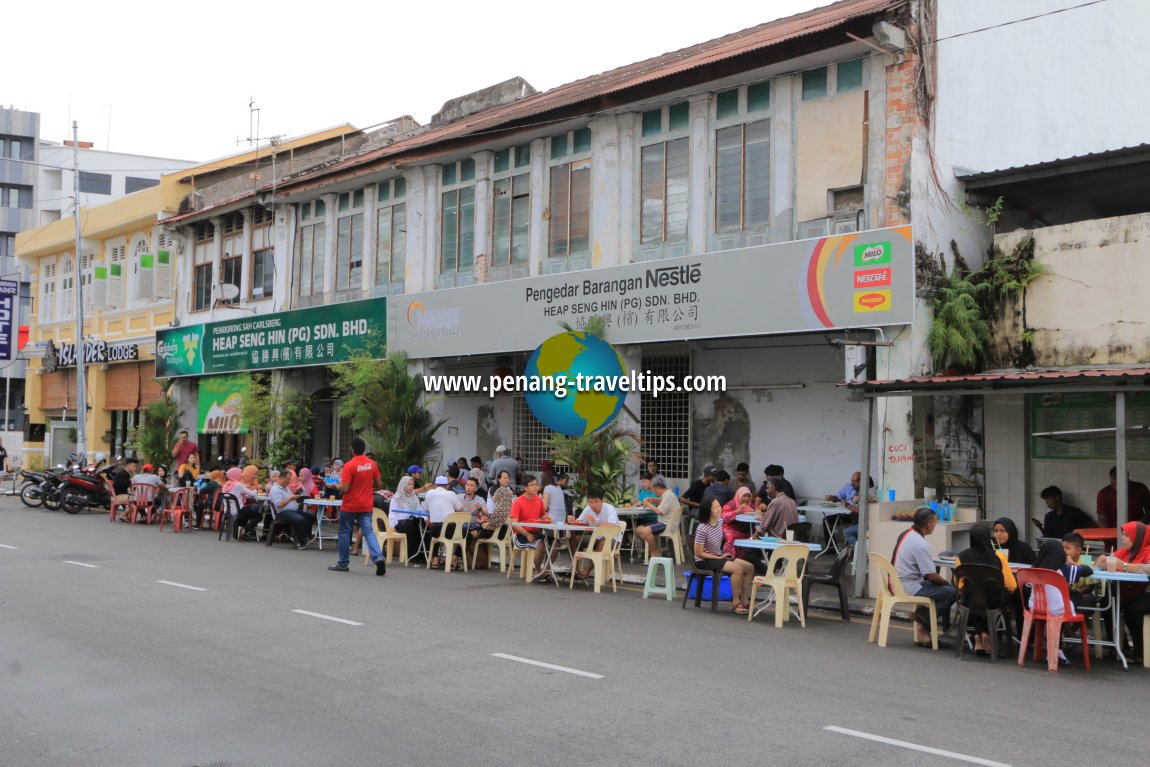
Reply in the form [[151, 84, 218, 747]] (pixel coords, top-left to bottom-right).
[[244, 0, 927, 495]]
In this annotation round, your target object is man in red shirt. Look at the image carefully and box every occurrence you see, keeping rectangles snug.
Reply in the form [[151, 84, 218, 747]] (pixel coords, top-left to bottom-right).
[[1096, 466, 1150, 527], [170, 430, 197, 475], [510, 475, 551, 580], [329, 437, 387, 575]]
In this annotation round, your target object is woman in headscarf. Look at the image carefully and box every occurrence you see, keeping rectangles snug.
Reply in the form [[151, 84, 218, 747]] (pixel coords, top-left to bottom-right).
[[287, 469, 302, 494], [720, 486, 755, 559], [222, 466, 261, 539], [992, 517, 1036, 564], [298, 467, 317, 498], [954, 523, 1018, 656], [241, 464, 260, 491], [195, 468, 225, 528], [1097, 521, 1150, 662], [388, 475, 424, 563]]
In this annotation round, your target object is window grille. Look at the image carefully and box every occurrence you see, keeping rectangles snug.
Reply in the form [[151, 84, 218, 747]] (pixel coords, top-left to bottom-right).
[[641, 354, 691, 478]]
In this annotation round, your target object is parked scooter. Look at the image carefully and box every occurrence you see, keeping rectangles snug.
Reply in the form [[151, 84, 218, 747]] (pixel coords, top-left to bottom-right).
[[58, 453, 113, 515], [18, 467, 65, 508]]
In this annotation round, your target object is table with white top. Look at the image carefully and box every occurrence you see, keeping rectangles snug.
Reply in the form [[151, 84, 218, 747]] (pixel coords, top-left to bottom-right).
[[388, 508, 430, 564], [616, 507, 649, 560], [516, 521, 609, 587], [1066, 568, 1148, 671], [798, 503, 850, 555], [302, 498, 342, 551], [734, 538, 822, 620]]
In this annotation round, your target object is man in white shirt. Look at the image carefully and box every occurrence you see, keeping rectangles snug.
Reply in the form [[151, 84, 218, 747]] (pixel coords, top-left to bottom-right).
[[425, 475, 463, 568], [635, 477, 682, 557], [570, 487, 620, 578], [893, 506, 956, 645]]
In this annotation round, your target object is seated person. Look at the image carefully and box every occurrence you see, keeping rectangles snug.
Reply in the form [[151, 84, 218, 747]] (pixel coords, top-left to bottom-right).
[[635, 477, 682, 557], [461, 478, 493, 568], [268, 470, 316, 549], [720, 487, 756, 559], [953, 523, 1018, 655], [700, 469, 734, 515], [992, 517, 1036, 564], [1034, 485, 1095, 539], [510, 475, 550, 581], [569, 487, 620, 579], [633, 473, 657, 528], [1029, 540, 1092, 665], [221, 467, 261, 538], [1061, 532, 1099, 608], [425, 475, 463, 568], [753, 478, 799, 539], [195, 469, 225, 528], [693, 498, 755, 615], [893, 506, 956, 645], [111, 457, 138, 521], [388, 475, 425, 562], [265, 469, 281, 494], [1096, 521, 1150, 663], [132, 463, 169, 519], [824, 472, 861, 546], [177, 453, 201, 488]]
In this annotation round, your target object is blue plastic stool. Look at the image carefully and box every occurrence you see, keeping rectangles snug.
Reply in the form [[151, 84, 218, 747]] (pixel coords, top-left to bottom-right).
[[643, 557, 675, 600], [682, 569, 730, 612]]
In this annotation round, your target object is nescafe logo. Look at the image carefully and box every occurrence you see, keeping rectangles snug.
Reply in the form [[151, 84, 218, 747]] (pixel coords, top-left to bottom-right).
[[858, 293, 887, 308]]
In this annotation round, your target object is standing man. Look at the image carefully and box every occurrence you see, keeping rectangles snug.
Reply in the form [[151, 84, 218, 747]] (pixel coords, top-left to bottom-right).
[[1096, 466, 1150, 527], [487, 446, 519, 487], [170, 430, 197, 476], [892, 506, 956, 646], [329, 437, 387, 576]]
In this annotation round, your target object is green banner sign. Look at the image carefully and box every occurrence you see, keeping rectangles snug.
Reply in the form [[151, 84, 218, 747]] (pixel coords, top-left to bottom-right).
[[156, 297, 386, 377], [198, 374, 249, 434]]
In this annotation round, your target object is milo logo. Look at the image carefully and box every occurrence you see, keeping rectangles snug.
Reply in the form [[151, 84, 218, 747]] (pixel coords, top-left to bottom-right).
[[854, 241, 891, 266]]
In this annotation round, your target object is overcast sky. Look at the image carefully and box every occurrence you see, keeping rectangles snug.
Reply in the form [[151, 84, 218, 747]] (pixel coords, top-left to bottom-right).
[[8, 0, 823, 166]]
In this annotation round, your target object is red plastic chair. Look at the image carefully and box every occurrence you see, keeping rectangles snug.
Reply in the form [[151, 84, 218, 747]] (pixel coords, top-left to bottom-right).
[[128, 482, 158, 524], [158, 488, 193, 532], [108, 475, 128, 522], [206, 489, 224, 531], [1016, 568, 1090, 673]]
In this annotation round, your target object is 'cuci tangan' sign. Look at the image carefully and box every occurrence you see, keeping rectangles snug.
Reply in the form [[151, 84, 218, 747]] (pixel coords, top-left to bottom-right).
[[55, 340, 140, 367]]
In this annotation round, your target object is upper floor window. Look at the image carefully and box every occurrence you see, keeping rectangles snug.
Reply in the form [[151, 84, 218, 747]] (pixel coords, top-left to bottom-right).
[[492, 144, 531, 271], [375, 178, 406, 293], [714, 81, 771, 235], [639, 103, 690, 246], [125, 176, 159, 194], [548, 128, 591, 261], [440, 159, 476, 279], [0, 137, 31, 160], [0, 232, 14, 261], [79, 171, 112, 195], [296, 199, 326, 298], [81, 253, 94, 312], [250, 207, 274, 300], [106, 242, 125, 309], [802, 59, 863, 100], [335, 190, 365, 293], [40, 262, 56, 322], [131, 235, 152, 301], [1, 185, 31, 209], [60, 257, 74, 319]]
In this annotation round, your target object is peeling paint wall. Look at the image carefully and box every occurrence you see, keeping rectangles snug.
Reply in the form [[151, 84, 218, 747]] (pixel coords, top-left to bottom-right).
[[994, 213, 1150, 367], [795, 89, 866, 222]]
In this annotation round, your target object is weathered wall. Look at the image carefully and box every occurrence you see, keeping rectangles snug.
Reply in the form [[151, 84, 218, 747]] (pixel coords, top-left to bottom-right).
[[795, 89, 865, 222], [994, 212, 1150, 367]]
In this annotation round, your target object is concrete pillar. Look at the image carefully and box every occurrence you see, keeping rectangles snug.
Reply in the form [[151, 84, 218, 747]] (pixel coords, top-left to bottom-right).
[[421, 165, 440, 292], [402, 169, 426, 293], [320, 194, 337, 295], [362, 183, 378, 290], [471, 150, 493, 281], [617, 115, 635, 264], [528, 138, 547, 276], [771, 76, 796, 243], [588, 115, 621, 269], [687, 94, 710, 256]]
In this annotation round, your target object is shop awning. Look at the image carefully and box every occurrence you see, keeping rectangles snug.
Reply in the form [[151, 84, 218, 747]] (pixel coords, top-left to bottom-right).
[[40, 370, 73, 410], [845, 367, 1150, 397], [105, 363, 141, 411], [139, 362, 163, 406]]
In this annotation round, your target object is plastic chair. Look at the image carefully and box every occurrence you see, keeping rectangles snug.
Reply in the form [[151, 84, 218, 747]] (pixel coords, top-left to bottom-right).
[[868, 552, 939, 650], [787, 522, 813, 543], [953, 563, 1012, 662], [803, 543, 852, 622], [216, 493, 242, 541], [570, 523, 621, 593], [682, 567, 725, 612], [203, 489, 223, 531], [507, 544, 534, 581], [158, 488, 193, 532], [128, 482, 158, 524], [427, 512, 471, 574], [610, 520, 628, 586], [264, 501, 296, 547], [364, 508, 408, 566], [473, 523, 512, 573], [644, 521, 685, 565], [749, 543, 809, 627], [643, 557, 676, 600], [1016, 568, 1090, 673]]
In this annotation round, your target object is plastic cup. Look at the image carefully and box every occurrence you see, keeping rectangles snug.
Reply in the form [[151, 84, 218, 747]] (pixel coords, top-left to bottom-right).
[[785, 530, 795, 541], [1106, 557, 1119, 573], [888, 489, 896, 502]]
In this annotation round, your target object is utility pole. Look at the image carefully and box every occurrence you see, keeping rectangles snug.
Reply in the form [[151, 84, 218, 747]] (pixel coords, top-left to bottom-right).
[[72, 121, 87, 461]]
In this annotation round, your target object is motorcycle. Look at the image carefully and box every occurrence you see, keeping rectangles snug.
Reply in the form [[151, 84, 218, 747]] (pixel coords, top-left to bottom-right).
[[59, 461, 115, 515], [17, 468, 58, 508], [29, 468, 71, 511]]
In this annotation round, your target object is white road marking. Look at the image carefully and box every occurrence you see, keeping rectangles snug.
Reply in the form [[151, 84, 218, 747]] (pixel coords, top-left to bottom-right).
[[824, 726, 1010, 767], [0, 543, 17, 549], [291, 609, 363, 626], [63, 560, 99, 568], [491, 653, 604, 679], [156, 580, 207, 592]]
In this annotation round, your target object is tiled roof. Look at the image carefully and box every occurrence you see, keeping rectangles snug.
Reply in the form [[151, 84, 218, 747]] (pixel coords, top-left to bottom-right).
[[847, 367, 1150, 394], [277, 0, 903, 192]]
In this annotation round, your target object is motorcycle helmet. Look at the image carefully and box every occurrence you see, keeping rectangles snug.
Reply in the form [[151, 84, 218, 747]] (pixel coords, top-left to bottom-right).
[[95, 452, 108, 464]]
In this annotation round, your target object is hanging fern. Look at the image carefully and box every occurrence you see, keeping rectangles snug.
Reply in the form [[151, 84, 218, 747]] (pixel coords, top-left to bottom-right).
[[927, 272, 991, 371]]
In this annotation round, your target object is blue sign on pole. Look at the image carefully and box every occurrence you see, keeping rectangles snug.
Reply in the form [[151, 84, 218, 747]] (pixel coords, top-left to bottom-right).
[[0, 280, 17, 363]]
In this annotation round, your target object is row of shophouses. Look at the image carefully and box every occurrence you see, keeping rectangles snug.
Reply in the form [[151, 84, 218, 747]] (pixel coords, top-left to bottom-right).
[[16, 0, 1150, 539]]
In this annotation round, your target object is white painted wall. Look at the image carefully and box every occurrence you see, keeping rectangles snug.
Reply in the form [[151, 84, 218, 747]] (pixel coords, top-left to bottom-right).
[[38, 145, 194, 221], [935, 0, 1150, 173], [693, 342, 873, 501]]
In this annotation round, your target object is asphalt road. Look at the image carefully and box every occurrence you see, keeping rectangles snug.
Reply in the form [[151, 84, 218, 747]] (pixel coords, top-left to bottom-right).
[[1, 499, 1146, 767]]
